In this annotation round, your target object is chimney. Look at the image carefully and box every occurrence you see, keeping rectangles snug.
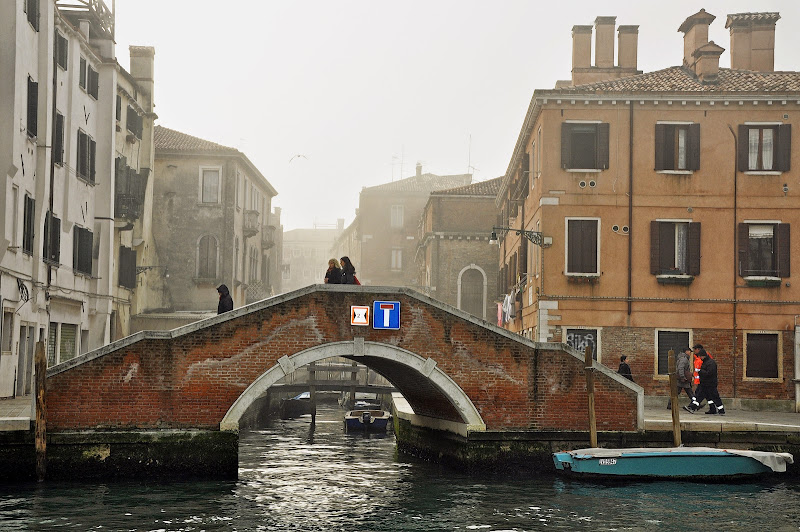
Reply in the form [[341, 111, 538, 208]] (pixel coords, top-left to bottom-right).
[[572, 25, 593, 72], [693, 41, 725, 83], [726, 12, 780, 72], [617, 25, 639, 69], [337, 218, 344, 231], [129, 46, 155, 100], [678, 9, 716, 70], [416, 163, 422, 177], [594, 16, 616, 68], [79, 19, 90, 39]]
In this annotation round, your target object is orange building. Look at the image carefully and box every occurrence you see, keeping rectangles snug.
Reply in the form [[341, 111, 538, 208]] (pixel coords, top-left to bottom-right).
[[495, 10, 800, 410]]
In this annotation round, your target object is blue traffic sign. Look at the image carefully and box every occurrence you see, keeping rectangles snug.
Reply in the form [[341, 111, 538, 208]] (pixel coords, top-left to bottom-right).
[[372, 301, 400, 330]]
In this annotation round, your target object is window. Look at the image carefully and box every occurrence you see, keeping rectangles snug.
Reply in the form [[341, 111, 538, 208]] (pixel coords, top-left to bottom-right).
[[391, 205, 404, 228], [126, 106, 143, 139], [10, 186, 19, 247], [200, 168, 220, 203], [564, 327, 600, 361], [59, 323, 77, 363], [25, 0, 39, 31], [249, 248, 258, 283], [198, 235, 218, 278], [656, 330, 690, 375], [87, 67, 98, 99], [234, 238, 240, 281], [565, 218, 599, 275], [27, 76, 38, 138], [745, 332, 780, 379], [655, 123, 699, 171], [79, 57, 87, 89], [650, 221, 700, 276], [118, 246, 137, 289], [76, 130, 96, 183], [738, 124, 791, 172], [116, 95, 121, 121], [282, 265, 290, 281], [43, 211, 61, 264], [55, 32, 68, 70], [73, 226, 93, 275], [22, 195, 35, 255], [53, 112, 64, 165], [391, 248, 402, 270], [738, 223, 790, 278], [561, 122, 609, 170]]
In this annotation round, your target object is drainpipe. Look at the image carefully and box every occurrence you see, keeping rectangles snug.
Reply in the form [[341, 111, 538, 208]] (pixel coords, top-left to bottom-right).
[[795, 316, 800, 412], [728, 125, 738, 399], [627, 102, 634, 315]]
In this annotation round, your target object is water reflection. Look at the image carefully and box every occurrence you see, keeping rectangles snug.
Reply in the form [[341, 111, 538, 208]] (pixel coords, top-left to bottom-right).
[[1, 405, 800, 530]]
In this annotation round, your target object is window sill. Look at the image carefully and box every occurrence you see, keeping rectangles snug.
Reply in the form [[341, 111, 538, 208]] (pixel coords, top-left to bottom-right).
[[744, 171, 782, 176], [742, 376, 782, 382], [43, 259, 60, 268], [743, 276, 782, 287], [565, 169, 603, 173], [656, 274, 694, 285], [566, 274, 599, 285], [26, 133, 37, 143], [657, 170, 693, 175], [76, 175, 96, 186]]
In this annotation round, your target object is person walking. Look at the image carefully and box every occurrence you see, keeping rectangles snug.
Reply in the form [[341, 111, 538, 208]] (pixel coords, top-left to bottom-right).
[[683, 345, 726, 415], [324, 258, 342, 284], [617, 355, 634, 382], [340, 256, 359, 285], [217, 284, 234, 314], [667, 347, 696, 409]]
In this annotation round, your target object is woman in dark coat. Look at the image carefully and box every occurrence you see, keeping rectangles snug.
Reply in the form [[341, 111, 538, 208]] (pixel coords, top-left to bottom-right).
[[217, 284, 234, 314], [324, 258, 342, 284], [340, 256, 358, 285]]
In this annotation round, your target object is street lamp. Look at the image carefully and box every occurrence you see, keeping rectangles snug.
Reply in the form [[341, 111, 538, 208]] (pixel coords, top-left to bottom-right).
[[489, 226, 550, 247]]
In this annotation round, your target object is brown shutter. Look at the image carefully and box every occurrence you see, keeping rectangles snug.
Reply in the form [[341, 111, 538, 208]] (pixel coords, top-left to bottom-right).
[[650, 221, 660, 275], [89, 138, 96, 183], [519, 238, 528, 276], [777, 223, 790, 278], [598, 123, 610, 169], [654, 124, 665, 171], [688, 123, 701, 171], [777, 124, 791, 172], [561, 123, 571, 169], [737, 125, 749, 171], [687, 222, 701, 275], [27, 77, 38, 137], [738, 223, 749, 276]]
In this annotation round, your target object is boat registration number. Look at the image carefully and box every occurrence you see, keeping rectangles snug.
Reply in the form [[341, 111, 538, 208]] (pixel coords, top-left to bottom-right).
[[598, 459, 617, 465]]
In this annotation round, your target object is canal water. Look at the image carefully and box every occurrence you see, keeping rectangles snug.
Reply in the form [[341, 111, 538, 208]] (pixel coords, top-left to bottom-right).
[[2, 405, 800, 531]]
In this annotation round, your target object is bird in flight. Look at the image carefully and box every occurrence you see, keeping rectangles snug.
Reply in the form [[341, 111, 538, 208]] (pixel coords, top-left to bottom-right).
[[289, 154, 308, 163]]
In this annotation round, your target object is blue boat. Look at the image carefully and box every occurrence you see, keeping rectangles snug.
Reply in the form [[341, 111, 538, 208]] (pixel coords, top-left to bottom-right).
[[344, 409, 391, 432], [553, 447, 793, 479]]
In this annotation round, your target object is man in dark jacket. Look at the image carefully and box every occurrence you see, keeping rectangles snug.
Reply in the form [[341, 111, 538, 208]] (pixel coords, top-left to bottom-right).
[[617, 355, 634, 382], [217, 284, 234, 314], [683, 345, 726, 415]]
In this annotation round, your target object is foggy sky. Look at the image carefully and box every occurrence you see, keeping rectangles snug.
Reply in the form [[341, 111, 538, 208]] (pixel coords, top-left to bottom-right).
[[113, 0, 799, 231]]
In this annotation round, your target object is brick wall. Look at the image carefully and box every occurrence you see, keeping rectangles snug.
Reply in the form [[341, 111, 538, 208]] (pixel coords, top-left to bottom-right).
[[46, 288, 638, 432]]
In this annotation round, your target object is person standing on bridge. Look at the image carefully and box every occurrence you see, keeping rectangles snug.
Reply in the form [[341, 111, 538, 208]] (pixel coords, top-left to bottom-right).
[[324, 258, 342, 284], [340, 256, 360, 285], [217, 284, 234, 314]]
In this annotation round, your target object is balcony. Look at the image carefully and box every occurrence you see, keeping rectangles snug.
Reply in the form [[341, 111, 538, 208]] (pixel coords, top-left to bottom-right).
[[261, 225, 276, 249], [243, 210, 259, 238]]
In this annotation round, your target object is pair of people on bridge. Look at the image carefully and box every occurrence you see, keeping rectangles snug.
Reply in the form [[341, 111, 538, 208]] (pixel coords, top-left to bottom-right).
[[324, 257, 359, 285]]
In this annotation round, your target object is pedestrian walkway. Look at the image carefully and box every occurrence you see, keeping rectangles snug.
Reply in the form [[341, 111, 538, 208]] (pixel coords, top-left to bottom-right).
[[0, 396, 33, 431]]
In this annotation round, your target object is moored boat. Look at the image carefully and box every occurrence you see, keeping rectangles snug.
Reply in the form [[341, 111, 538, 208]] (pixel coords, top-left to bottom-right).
[[553, 447, 793, 479], [279, 391, 313, 419], [344, 409, 391, 432]]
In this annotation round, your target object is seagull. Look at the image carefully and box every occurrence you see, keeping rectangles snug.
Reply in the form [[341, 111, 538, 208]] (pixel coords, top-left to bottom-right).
[[289, 154, 308, 163]]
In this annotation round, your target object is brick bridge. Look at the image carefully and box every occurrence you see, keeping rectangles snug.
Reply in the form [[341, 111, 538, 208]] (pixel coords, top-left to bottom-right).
[[46, 285, 640, 438]]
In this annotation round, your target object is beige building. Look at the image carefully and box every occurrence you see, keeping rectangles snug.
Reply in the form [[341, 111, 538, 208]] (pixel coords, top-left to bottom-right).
[[149, 126, 280, 316], [282, 221, 343, 293], [495, 10, 800, 408]]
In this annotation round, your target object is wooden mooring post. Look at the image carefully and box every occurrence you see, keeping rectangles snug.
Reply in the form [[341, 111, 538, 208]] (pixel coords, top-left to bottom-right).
[[34, 340, 47, 481], [308, 362, 317, 423], [668, 349, 682, 446], [584, 345, 597, 447]]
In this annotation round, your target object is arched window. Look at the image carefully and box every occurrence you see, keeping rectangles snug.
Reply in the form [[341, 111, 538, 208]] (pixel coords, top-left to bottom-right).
[[458, 265, 486, 319], [198, 235, 218, 278]]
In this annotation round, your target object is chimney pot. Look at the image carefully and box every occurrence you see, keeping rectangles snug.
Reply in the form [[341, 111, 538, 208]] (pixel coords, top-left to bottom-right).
[[79, 19, 90, 39], [617, 25, 639, 70], [678, 9, 716, 71], [416, 163, 422, 177], [693, 41, 725, 83], [129, 46, 155, 100], [726, 12, 780, 72], [594, 16, 616, 68]]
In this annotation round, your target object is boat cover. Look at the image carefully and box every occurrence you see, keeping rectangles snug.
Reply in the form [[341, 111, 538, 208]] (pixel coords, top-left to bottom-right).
[[567, 447, 794, 473]]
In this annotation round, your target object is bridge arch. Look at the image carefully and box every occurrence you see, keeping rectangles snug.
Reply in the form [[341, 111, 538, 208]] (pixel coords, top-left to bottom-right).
[[221, 340, 486, 433]]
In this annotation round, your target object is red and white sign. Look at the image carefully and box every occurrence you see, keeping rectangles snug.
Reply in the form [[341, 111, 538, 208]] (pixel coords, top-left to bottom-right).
[[350, 305, 370, 326]]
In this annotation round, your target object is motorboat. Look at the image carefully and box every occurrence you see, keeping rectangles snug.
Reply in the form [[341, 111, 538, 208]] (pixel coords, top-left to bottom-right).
[[552, 446, 793, 479], [344, 408, 391, 432]]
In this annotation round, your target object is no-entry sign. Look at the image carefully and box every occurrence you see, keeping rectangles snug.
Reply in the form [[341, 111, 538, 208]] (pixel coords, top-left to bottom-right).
[[372, 301, 400, 330]]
